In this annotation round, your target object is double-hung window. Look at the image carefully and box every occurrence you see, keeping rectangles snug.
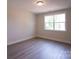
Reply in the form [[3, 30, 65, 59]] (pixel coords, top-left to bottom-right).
[[44, 13, 66, 31]]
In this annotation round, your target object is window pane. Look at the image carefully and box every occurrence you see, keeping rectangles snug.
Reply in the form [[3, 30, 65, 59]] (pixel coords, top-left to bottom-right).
[[45, 22, 53, 30], [55, 23, 65, 31], [54, 14, 65, 22], [45, 16, 54, 22], [44, 14, 66, 31]]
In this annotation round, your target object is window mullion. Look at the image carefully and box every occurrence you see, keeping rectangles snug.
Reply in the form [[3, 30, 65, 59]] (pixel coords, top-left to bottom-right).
[[53, 15, 55, 30]]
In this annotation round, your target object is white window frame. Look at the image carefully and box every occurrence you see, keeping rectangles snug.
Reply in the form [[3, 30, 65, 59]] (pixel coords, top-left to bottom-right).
[[44, 13, 66, 31]]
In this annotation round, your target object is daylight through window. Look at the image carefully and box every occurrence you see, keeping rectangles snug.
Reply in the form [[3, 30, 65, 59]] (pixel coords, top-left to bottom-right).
[[44, 13, 66, 31]]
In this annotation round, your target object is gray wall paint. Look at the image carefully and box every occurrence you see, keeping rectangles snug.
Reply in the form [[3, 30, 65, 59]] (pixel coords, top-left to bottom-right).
[[7, 5, 71, 45], [36, 8, 71, 43], [7, 6, 35, 45]]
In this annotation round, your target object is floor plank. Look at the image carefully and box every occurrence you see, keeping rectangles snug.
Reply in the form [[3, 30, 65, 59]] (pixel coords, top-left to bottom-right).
[[7, 38, 71, 59]]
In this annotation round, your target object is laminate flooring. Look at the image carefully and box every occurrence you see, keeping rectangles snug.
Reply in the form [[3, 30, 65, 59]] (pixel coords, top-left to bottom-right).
[[8, 38, 71, 59]]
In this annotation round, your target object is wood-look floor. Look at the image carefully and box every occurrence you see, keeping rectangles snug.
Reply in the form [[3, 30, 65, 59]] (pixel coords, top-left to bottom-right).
[[7, 38, 71, 59]]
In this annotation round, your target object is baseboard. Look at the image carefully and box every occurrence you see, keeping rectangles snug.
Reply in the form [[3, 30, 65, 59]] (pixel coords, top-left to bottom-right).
[[37, 35, 71, 44], [7, 35, 71, 45], [7, 36, 35, 46]]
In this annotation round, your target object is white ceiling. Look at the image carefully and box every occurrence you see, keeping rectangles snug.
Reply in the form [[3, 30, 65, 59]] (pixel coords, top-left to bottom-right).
[[8, 0, 71, 14]]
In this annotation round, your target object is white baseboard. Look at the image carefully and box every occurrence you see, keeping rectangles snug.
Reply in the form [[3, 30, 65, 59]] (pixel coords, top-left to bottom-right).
[[7, 36, 35, 45], [37, 35, 71, 44], [7, 35, 71, 45]]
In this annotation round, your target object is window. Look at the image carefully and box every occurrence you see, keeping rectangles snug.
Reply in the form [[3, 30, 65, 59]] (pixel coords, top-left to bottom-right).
[[44, 13, 66, 31]]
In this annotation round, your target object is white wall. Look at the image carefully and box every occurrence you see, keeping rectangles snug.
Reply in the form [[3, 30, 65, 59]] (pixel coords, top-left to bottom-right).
[[7, 4, 35, 45], [8, 0, 71, 45], [36, 8, 71, 44]]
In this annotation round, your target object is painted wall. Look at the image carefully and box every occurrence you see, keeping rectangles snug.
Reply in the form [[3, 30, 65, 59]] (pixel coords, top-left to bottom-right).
[[36, 8, 71, 44], [8, 0, 71, 45], [7, 5, 35, 45]]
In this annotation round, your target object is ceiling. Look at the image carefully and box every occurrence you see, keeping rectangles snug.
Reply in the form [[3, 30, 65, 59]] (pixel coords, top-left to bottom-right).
[[8, 0, 71, 14]]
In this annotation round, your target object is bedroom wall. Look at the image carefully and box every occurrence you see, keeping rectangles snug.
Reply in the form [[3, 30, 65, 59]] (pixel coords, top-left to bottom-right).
[[36, 8, 71, 44], [7, 5, 35, 45]]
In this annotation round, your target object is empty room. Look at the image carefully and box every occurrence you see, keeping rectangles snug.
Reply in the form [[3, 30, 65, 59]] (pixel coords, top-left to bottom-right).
[[7, 0, 71, 59]]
